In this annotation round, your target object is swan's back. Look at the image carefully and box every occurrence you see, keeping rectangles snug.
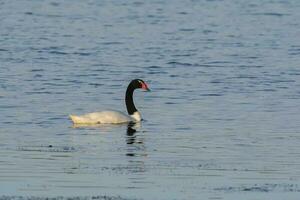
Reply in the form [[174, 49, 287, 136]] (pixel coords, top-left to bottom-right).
[[70, 110, 132, 124]]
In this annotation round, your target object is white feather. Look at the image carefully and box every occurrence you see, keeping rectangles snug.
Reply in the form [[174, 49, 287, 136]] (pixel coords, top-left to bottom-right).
[[70, 110, 141, 124]]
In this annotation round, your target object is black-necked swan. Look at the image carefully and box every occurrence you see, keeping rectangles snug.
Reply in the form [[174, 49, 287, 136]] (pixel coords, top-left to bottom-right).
[[69, 79, 150, 124]]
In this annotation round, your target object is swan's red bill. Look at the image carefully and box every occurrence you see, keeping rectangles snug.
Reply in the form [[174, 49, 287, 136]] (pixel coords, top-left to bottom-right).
[[141, 82, 150, 91]]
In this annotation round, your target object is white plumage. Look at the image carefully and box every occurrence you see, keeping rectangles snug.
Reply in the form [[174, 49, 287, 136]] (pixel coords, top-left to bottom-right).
[[69, 79, 149, 125], [69, 111, 141, 124]]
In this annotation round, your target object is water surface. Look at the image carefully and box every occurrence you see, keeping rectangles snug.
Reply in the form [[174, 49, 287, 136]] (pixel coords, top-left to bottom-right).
[[1, 0, 300, 199]]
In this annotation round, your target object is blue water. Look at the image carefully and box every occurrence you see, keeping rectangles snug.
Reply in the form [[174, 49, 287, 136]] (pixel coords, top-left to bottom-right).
[[1, 0, 300, 199]]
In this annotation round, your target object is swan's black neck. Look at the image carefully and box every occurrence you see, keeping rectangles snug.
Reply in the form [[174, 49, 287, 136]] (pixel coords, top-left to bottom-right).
[[125, 83, 138, 115]]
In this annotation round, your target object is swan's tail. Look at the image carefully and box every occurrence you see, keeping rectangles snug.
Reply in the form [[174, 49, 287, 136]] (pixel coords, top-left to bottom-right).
[[69, 114, 83, 124]]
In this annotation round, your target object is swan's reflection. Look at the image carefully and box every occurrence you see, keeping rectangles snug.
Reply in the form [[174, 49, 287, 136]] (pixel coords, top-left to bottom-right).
[[70, 121, 148, 176], [71, 122, 147, 158], [72, 122, 127, 129], [126, 122, 138, 145], [125, 122, 147, 177], [126, 122, 146, 157]]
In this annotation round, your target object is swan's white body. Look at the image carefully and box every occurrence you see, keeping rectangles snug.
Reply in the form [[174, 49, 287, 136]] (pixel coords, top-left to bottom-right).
[[69, 110, 141, 124], [69, 79, 149, 125]]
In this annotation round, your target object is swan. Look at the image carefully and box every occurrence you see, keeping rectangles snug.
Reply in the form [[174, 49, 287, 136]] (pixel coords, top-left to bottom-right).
[[69, 79, 150, 124]]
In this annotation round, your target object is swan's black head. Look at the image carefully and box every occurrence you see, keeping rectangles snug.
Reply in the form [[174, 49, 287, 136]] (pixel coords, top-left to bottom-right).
[[125, 79, 150, 115], [130, 79, 150, 91]]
